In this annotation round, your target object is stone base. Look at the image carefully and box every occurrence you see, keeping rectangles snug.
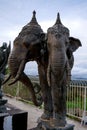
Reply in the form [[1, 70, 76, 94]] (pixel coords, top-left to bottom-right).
[[29, 120, 74, 130], [0, 99, 7, 113], [0, 103, 28, 130]]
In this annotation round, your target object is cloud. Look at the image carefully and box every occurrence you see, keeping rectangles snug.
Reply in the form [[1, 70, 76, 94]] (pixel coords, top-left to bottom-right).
[[40, 17, 87, 44], [40, 20, 54, 32], [0, 25, 22, 47]]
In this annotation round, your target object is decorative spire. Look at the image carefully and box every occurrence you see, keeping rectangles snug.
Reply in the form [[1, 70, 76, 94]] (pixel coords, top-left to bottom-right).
[[28, 10, 38, 25], [54, 12, 62, 25]]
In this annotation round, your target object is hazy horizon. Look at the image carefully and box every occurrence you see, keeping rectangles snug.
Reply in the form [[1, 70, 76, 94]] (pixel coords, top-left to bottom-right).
[[24, 61, 87, 80]]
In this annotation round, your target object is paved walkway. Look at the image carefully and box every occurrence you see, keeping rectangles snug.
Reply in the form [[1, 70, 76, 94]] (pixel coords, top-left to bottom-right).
[[5, 96, 87, 130]]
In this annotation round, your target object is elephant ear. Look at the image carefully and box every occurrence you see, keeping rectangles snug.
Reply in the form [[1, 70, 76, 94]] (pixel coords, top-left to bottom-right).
[[69, 37, 82, 52]]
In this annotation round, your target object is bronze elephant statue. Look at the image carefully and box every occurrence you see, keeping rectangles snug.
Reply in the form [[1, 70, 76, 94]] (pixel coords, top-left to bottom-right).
[[3, 11, 50, 107], [46, 13, 82, 126], [3, 11, 82, 127]]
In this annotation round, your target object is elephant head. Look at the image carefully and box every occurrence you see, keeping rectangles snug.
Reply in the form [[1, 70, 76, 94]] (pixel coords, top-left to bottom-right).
[[47, 13, 82, 86], [47, 13, 71, 86], [3, 11, 46, 106]]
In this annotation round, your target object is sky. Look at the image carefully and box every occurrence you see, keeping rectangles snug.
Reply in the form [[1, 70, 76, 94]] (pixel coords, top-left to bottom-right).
[[0, 0, 87, 79]]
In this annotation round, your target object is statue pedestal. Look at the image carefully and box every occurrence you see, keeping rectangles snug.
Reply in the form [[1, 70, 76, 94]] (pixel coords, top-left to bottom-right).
[[0, 89, 8, 113], [0, 99, 7, 113], [29, 120, 74, 130], [0, 103, 28, 130]]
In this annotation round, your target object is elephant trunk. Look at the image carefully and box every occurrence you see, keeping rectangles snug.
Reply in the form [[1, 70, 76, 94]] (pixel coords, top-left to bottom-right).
[[8, 57, 26, 85], [7, 48, 27, 85], [5, 52, 42, 106], [19, 72, 42, 106], [2, 55, 20, 84], [47, 52, 67, 86]]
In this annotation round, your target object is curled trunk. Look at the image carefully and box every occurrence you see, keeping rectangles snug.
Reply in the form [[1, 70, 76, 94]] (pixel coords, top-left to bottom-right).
[[19, 72, 42, 106]]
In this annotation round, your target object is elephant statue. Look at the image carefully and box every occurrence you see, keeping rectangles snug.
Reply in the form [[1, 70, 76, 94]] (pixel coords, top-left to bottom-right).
[[3, 11, 52, 110], [46, 13, 82, 127], [3, 11, 82, 128]]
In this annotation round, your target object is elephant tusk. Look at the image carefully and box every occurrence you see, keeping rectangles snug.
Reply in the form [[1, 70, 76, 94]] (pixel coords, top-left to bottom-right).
[[19, 72, 42, 106], [8, 57, 26, 86], [8, 77, 19, 86], [47, 63, 51, 87], [2, 74, 11, 85]]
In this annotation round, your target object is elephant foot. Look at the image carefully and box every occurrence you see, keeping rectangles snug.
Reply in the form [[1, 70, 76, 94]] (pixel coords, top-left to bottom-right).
[[52, 113, 67, 127], [41, 112, 53, 120], [49, 118, 66, 128], [41, 113, 50, 120], [37, 118, 66, 129]]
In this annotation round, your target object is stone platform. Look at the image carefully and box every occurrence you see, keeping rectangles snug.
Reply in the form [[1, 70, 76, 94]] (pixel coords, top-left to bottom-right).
[[29, 120, 74, 130], [0, 103, 28, 130]]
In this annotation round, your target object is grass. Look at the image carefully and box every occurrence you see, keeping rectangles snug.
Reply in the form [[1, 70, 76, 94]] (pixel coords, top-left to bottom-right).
[[67, 97, 87, 110], [3, 77, 33, 101], [3, 74, 87, 120], [3, 75, 41, 105]]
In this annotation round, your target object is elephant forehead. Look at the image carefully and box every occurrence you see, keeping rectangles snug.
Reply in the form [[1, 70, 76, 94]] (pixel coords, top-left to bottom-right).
[[48, 24, 69, 36], [22, 34, 38, 42], [47, 30, 68, 44], [19, 25, 43, 37], [14, 25, 43, 44], [14, 32, 40, 46]]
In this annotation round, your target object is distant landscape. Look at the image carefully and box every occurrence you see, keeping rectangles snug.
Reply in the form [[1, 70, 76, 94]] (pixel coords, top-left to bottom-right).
[[24, 61, 87, 80]]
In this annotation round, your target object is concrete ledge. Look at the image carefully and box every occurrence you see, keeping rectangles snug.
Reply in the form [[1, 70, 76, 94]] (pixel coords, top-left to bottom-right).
[[0, 103, 28, 130]]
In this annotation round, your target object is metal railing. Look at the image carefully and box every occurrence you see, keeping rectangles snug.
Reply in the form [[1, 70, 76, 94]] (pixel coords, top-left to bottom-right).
[[16, 79, 87, 120], [67, 80, 87, 120], [3, 77, 87, 121]]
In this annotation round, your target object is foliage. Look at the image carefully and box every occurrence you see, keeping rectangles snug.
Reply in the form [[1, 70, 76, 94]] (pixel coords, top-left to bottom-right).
[[3, 75, 41, 104], [67, 97, 87, 110], [5, 66, 10, 75], [3, 79, 31, 100]]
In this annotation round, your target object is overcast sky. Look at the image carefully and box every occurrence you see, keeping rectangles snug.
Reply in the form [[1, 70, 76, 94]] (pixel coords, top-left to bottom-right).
[[0, 0, 87, 79]]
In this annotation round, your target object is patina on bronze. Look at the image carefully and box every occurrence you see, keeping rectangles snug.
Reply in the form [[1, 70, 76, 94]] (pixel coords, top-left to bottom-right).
[[47, 13, 80, 126], [3, 11, 82, 129]]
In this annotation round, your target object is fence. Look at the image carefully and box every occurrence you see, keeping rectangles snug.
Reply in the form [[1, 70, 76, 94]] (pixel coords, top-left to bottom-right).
[[67, 80, 87, 120], [3, 77, 87, 121], [16, 79, 87, 120]]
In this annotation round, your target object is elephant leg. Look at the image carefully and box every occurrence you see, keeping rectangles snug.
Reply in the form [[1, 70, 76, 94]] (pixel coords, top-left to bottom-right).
[[51, 72, 67, 126], [41, 86, 53, 120], [38, 63, 53, 120]]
